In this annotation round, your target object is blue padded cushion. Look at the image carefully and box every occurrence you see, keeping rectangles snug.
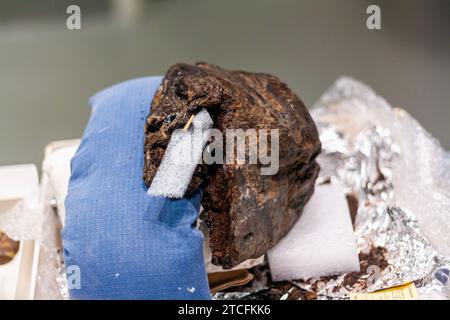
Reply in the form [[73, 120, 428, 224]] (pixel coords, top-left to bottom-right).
[[62, 76, 211, 299]]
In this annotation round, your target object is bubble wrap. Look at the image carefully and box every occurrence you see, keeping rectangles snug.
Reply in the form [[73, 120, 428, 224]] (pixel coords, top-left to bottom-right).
[[0, 162, 66, 299], [312, 77, 450, 258]]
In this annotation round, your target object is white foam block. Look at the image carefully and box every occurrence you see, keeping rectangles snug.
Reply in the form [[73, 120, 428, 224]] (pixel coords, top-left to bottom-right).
[[268, 182, 360, 281], [148, 109, 213, 198], [0, 164, 39, 203]]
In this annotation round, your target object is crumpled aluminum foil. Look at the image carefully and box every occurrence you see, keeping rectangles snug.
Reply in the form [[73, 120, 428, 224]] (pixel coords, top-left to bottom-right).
[[293, 125, 450, 299], [216, 77, 450, 300]]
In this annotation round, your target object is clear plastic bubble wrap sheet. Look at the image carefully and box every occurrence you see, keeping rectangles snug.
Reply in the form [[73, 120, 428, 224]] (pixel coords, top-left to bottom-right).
[[216, 77, 450, 300], [0, 158, 68, 299]]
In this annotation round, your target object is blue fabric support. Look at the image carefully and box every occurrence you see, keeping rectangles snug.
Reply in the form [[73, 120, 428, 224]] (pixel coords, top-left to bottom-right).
[[62, 76, 211, 299]]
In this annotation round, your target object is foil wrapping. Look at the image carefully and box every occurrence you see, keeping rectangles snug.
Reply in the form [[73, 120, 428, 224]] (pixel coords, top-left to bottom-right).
[[294, 125, 450, 300], [216, 77, 450, 300]]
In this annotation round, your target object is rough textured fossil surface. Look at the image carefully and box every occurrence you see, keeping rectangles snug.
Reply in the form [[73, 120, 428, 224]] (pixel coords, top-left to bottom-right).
[[144, 63, 321, 269]]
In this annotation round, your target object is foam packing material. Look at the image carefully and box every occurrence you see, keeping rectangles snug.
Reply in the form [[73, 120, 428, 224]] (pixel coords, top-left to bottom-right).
[[0, 164, 38, 204], [268, 182, 360, 281], [148, 108, 213, 198]]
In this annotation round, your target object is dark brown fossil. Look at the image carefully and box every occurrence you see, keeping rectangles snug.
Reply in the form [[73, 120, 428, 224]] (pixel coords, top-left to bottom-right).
[[144, 63, 321, 269]]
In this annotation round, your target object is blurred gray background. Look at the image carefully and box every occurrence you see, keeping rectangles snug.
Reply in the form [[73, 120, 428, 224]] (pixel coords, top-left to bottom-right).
[[0, 0, 449, 168]]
